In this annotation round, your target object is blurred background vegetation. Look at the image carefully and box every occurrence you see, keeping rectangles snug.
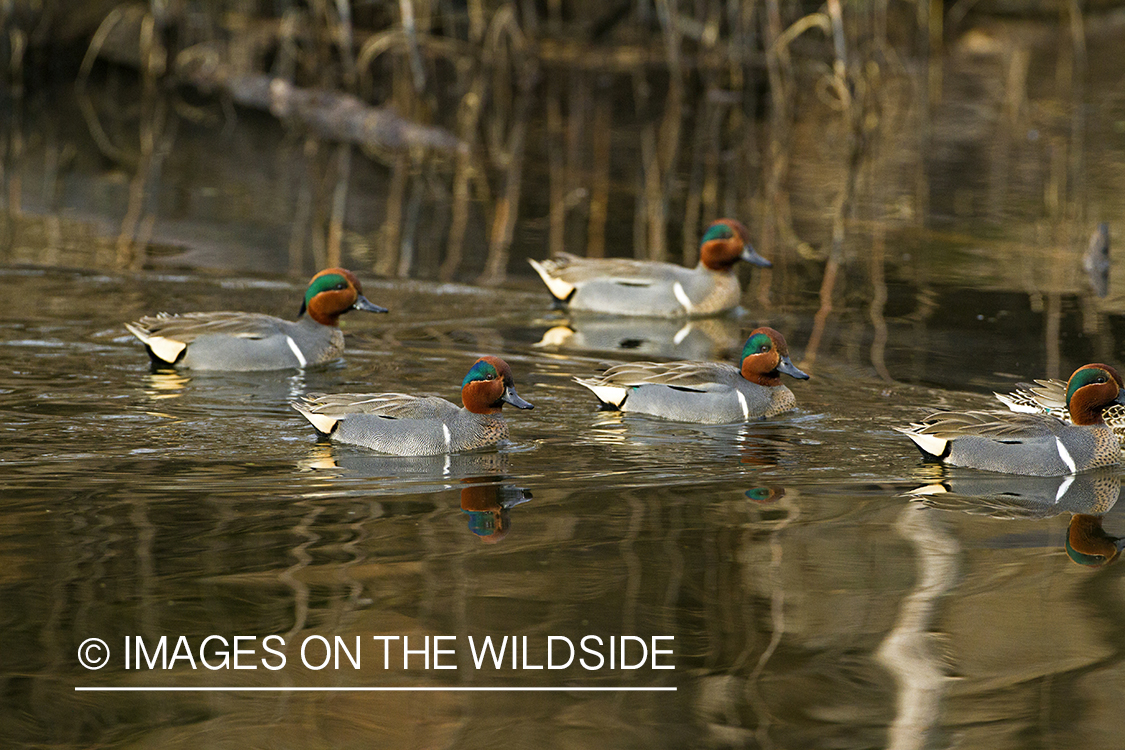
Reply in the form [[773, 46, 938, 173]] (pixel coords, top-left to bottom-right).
[[0, 0, 1122, 299]]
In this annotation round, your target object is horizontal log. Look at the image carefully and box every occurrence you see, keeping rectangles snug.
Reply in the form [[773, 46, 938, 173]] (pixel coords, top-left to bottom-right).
[[178, 56, 466, 155]]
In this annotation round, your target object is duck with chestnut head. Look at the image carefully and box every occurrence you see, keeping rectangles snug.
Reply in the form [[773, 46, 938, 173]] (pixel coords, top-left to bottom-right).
[[528, 219, 771, 318], [574, 327, 809, 423], [898, 363, 1125, 476], [292, 356, 534, 456], [125, 268, 387, 371]]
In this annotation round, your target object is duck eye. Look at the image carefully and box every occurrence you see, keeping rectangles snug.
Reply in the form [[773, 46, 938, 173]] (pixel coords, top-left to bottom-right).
[[759, 345, 770, 353]]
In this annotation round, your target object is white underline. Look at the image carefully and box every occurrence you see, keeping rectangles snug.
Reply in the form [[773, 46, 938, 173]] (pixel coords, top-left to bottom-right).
[[75, 686, 676, 692]]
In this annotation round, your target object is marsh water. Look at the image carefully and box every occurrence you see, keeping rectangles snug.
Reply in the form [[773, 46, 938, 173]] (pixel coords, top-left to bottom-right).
[[5, 9, 1125, 750]]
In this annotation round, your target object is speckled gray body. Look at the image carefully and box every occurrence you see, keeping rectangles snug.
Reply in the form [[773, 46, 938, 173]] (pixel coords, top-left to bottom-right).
[[945, 424, 1117, 475], [577, 362, 797, 423], [903, 413, 1121, 477], [294, 393, 510, 456], [538, 254, 742, 317], [134, 313, 344, 370]]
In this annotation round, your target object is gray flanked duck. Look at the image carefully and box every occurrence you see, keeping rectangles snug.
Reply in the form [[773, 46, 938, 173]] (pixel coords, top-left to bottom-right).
[[574, 327, 809, 423], [125, 268, 386, 370], [897, 363, 1125, 476], [292, 356, 534, 456], [528, 219, 771, 317]]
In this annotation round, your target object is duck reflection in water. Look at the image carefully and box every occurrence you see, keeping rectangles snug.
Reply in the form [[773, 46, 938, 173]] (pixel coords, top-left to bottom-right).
[[535, 312, 742, 362], [908, 469, 1124, 567], [745, 486, 785, 504], [296, 446, 514, 496], [460, 477, 532, 543]]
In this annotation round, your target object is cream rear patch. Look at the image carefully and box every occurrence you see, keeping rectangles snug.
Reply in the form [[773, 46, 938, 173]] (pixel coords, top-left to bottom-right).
[[528, 258, 576, 301], [125, 322, 187, 364]]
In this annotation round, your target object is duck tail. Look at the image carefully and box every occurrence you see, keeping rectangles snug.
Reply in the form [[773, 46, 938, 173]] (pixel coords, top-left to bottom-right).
[[125, 321, 185, 366], [528, 258, 576, 303], [894, 425, 952, 461], [574, 377, 628, 410], [291, 398, 340, 436]]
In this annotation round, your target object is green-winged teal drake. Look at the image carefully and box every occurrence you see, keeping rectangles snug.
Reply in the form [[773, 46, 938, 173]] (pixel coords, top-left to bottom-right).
[[126, 268, 386, 370], [897, 363, 1125, 476], [528, 219, 771, 317], [291, 356, 533, 456], [574, 327, 809, 423]]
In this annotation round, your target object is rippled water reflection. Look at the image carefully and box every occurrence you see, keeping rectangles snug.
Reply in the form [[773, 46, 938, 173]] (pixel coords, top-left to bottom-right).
[[5, 7, 1125, 739], [2, 264, 1123, 749]]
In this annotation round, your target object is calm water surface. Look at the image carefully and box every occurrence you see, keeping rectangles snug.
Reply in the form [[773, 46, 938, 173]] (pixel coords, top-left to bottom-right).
[[2, 263, 1123, 750], [4, 10, 1125, 746]]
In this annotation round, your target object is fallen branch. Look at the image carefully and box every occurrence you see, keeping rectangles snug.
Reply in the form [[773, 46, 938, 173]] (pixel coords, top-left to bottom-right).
[[178, 56, 465, 155]]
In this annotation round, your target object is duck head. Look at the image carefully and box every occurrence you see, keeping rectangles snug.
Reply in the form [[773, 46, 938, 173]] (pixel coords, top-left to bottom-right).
[[739, 327, 810, 387], [299, 268, 388, 326], [461, 356, 535, 415], [699, 219, 772, 272], [1064, 363, 1125, 425]]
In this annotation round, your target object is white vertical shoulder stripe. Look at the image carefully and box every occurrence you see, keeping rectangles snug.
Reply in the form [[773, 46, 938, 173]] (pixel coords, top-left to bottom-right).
[[1054, 437, 1077, 474], [442, 423, 452, 451], [735, 391, 749, 420], [285, 336, 307, 367], [672, 282, 694, 313]]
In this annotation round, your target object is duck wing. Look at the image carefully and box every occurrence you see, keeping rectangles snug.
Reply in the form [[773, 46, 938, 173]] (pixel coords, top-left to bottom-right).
[[903, 410, 1064, 439], [994, 378, 1069, 416], [296, 393, 458, 420], [128, 312, 286, 343], [539, 253, 686, 286], [593, 361, 739, 390]]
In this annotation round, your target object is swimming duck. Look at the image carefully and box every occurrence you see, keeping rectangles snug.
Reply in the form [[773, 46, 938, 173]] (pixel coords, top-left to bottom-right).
[[125, 268, 386, 370], [897, 363, 1125, 476], [573, 327, 809, 423], [994, 371, 1125, 446], [528, 219, 771, 317], [291, 356, 534, 456]]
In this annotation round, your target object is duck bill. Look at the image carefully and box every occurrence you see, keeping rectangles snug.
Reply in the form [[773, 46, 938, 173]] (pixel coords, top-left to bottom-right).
[[777, 356, 809, 380], [502, 386, 534, 410], [1114, 389, 1125, 407], [740, 244, 772, 268], [353, 295, 389, 313]]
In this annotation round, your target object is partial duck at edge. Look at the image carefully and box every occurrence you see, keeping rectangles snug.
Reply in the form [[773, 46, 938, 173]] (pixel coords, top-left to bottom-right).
[[897, 363, 1125, 476]]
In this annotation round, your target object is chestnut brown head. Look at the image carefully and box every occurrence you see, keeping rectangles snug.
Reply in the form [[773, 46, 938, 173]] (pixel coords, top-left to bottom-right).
[[300, 268, 387, 326], [461, 356, 534, 415], [698, 219, 771, 272], [739, 327, 809, 387]]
